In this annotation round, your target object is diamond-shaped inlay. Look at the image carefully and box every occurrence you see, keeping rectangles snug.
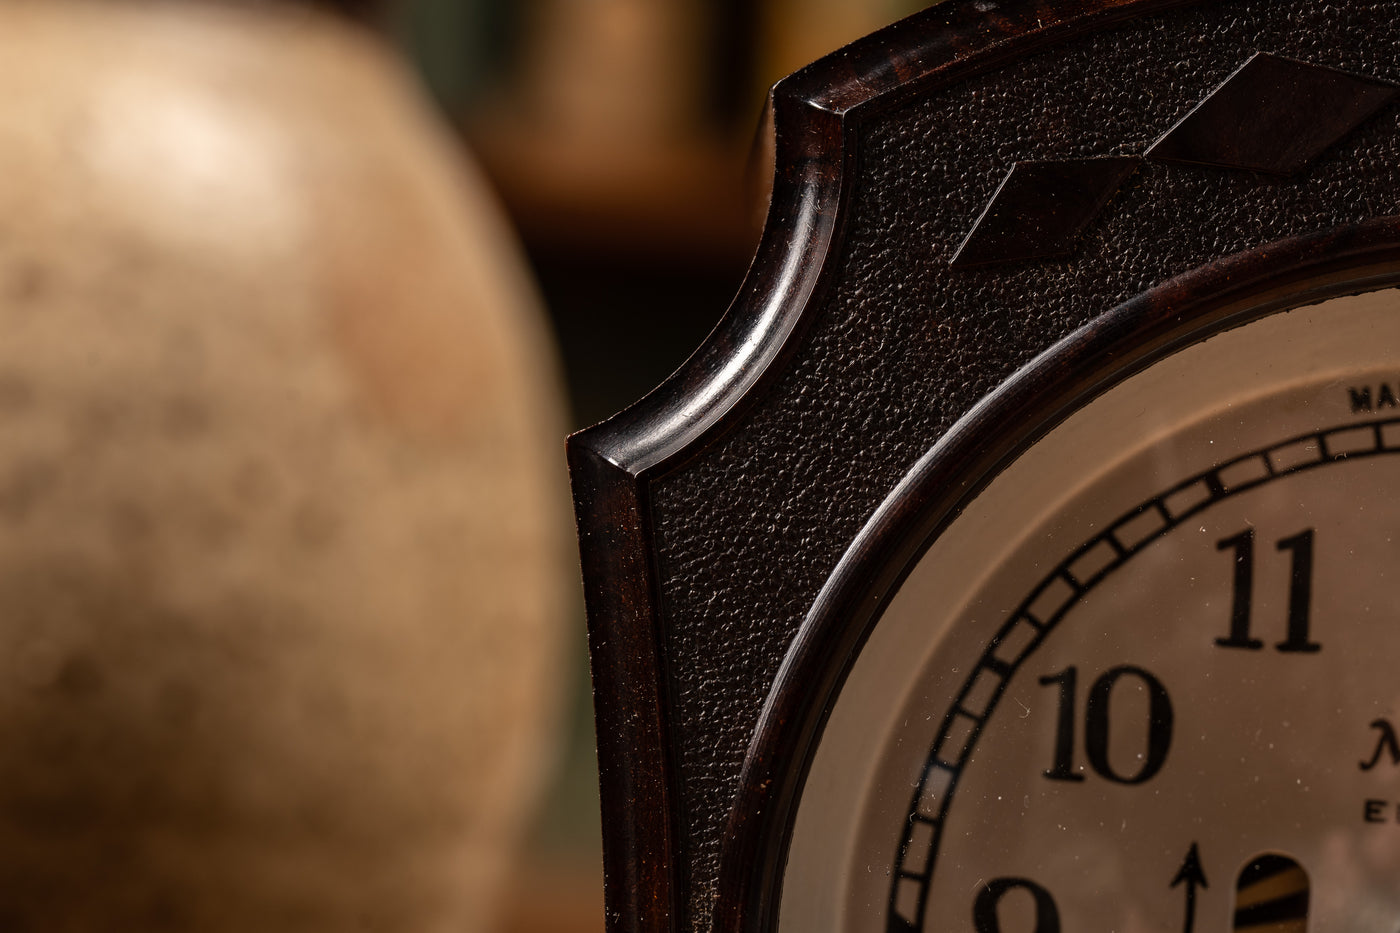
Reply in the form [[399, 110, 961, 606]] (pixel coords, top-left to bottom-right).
[[950, 157, 1138, 267], [1146, 52, 1398, 174]]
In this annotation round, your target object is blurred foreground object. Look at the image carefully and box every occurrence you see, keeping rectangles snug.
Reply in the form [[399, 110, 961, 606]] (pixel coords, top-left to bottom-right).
[[0, 0, 570, 929]]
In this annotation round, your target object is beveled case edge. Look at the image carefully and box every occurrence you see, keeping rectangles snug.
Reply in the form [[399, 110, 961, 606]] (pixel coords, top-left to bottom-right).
[[565, 2, 1230, 931]]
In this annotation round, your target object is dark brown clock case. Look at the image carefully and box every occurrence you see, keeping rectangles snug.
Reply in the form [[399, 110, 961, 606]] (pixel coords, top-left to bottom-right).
[[566, 2, 1400, 931]]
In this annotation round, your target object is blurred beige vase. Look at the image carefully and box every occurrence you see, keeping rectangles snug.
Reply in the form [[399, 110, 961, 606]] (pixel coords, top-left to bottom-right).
[[0, 0, 570, 929]]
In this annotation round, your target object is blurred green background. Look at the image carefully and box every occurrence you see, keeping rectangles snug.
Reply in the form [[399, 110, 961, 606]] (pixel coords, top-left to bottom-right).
[[386, 2, 928, 928]]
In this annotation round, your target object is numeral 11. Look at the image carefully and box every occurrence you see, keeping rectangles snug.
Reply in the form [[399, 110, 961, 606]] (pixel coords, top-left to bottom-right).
[[1215, 527, 1320, 653]]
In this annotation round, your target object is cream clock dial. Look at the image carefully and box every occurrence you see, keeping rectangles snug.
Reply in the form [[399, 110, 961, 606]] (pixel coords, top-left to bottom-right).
[[782, 288, 1400, 933]]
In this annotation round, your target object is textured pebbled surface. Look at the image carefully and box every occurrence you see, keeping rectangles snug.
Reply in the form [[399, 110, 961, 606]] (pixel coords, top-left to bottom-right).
[[646, 1, 1400, 928]]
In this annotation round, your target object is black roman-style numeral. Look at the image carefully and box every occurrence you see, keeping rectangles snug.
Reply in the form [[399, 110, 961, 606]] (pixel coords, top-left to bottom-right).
[[1216, 528, 1320, 653]]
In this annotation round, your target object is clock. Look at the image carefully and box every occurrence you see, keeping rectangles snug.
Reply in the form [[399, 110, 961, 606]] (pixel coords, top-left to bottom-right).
[[566, 2, 1400, 933]]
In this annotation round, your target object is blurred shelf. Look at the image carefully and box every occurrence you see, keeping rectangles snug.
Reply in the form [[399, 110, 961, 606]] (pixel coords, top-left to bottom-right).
[[470, 118, 766, 269]]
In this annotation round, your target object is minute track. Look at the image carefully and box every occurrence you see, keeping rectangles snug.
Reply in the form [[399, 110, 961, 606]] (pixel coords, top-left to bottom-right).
[[890, 412, 1400, 930]]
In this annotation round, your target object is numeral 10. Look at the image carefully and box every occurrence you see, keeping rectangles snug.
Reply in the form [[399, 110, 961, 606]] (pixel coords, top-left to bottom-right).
[[1039, 665, 1174, 784]]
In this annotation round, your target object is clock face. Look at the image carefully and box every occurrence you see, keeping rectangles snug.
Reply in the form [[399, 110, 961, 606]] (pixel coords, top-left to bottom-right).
[[779, 288, 1400, 933]]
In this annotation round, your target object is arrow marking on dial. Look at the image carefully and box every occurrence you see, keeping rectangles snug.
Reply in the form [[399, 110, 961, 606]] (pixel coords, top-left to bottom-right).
[[1171, 842, 1209, 933]]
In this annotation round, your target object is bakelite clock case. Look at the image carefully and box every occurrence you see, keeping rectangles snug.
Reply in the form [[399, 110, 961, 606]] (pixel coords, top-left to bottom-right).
[[566, 1, 1400, 931]]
